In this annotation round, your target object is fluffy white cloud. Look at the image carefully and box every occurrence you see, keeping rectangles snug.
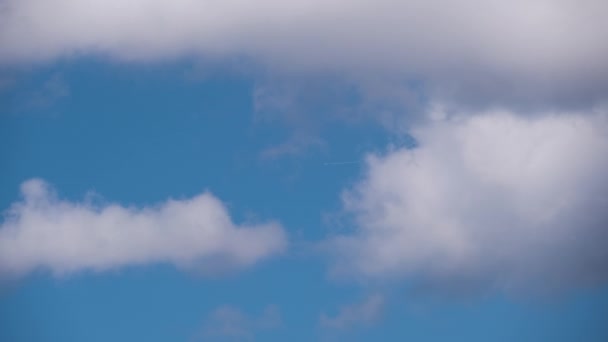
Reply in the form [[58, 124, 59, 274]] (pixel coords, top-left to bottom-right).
[[0, 179, 287, 277], [1, 0, 607, 106], [329, 107, 608, 293], [320, 294, 384, 330]]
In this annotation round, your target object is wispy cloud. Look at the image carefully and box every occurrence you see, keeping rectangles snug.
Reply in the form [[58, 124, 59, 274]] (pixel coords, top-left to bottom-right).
[[200, 304, 281, 341], [25, 73, 70, 110], [320, 294, 384, 330], [260, 135, 326, 160]]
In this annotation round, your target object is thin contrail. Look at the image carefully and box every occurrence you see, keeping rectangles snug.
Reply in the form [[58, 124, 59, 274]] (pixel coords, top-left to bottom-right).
[[323, 161, 360, 166]]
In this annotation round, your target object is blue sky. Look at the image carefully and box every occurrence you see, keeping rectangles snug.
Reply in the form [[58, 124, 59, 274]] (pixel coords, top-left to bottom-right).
[[1, 1, 608, 341]]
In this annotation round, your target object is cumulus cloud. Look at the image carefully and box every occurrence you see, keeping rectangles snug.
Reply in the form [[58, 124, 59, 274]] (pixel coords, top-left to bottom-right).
[[320, 294, 384, 330], [201, 304, 281, 340], [329, 107, 608, 293], [0, 179, 287, 277], [1, 0, 607, 106]]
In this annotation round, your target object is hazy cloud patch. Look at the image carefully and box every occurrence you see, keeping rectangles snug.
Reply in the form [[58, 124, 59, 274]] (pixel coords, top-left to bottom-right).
[[201, 304, 282, 341], [320, 294, 384, 330]]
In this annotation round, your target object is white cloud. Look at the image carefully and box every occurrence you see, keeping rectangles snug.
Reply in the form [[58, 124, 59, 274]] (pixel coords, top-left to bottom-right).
[[201, 304, 281, 340], [320, 294, 384, 329], [328, 107, 608, 293], [1, 0, 607, 106], [0, 179, 287, 277]]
